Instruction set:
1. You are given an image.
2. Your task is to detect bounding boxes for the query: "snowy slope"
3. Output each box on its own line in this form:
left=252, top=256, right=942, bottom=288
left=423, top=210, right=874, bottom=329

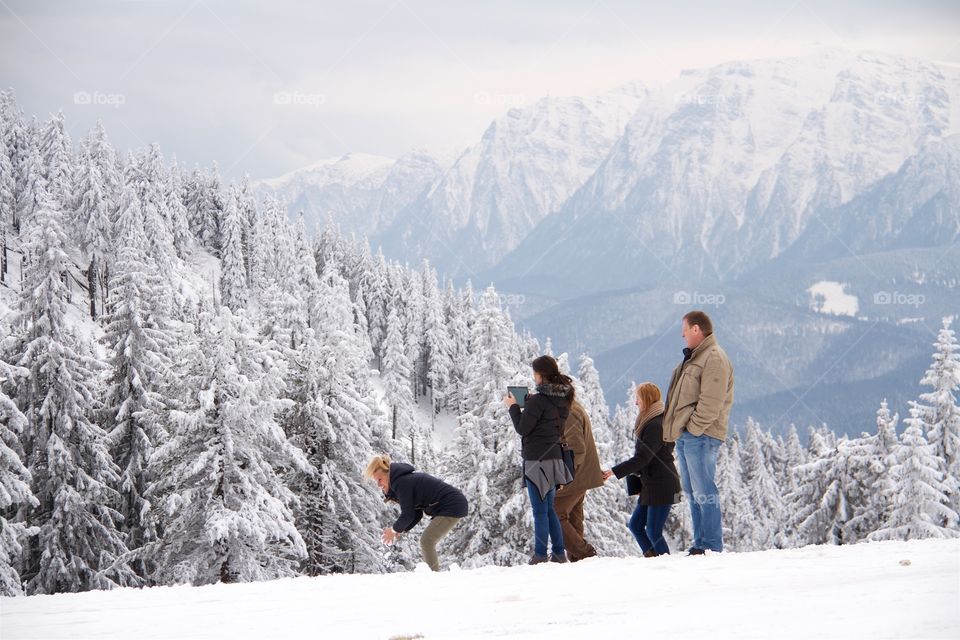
left=3, top=539, right=958, bottom=639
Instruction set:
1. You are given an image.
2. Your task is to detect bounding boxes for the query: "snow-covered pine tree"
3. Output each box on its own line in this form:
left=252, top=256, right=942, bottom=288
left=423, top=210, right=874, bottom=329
left=182, top=166, right=220, bottom=255
left=234, top=176, right=256, bottom=285
left=740, top=418, right=786, bottom=549
left=79, top=120, right=121, bottom=206
left=843, top=400, right=900, bottom=542
left=38, top=111, right=72, bottom=211
left=444, top=286, right=530, bottom=567
left=911, top=317, right=960, bottom=521
left=870, top=405, right=959, bottom=541
left=101, top=186, right=175, bottom=581
left=0, top=148, right=13, bottom=286
left=219, top=185, right=248, bottom=312
left=125, top=145, right=176, bottom=275
left=422, top=261, right=452, bottom=419
left=283, top=267, right=389, bottom=575
left=72, top=150, right=113, bottom=319
left=543, top=337, right=553, bottom=356
left=0, top=360, right=38, bottom=596
left=361, top=247, right=391, bottom=368
left=874, top=400, right=900, bottom=523
left=73, top=120, right=124, bottom=315
left=261, top=196, right=296, bottom=287
left=254, top=211, right=307, bottom=349
left=780, top=424, right=806, bottom=494
left=398, top=265, right=426, bottom=399
left=13, top=144, right=44, bottom=235
left=443, top=279, right=474, bottom=417
left=164, top=159, right=193, bottom=259
left=0, top=122, right=15, bottom=246
left=381, top=301, right=422, bottom=463
left=0, top=90, right=28, bottom=236
left=790, top=431, right=852, bottom=546
left=574, top=354, right=611, bottom=444
left=714, top=434, right=752, bottom=551
left=149, top=308, right=311, bottom=586
left=243, top=194, right=267, bottom=297
left=294, top=213, right=321, bottom=334
left=4, top=179, right=137, bottom=594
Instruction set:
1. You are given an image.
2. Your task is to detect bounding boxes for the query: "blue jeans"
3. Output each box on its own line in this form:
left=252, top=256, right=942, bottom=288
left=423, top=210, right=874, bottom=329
left=675, top=430, right=723, bottom=552
left=628, top=502, right=672, bottom=555
left=525, top=479, right=565, bottom=556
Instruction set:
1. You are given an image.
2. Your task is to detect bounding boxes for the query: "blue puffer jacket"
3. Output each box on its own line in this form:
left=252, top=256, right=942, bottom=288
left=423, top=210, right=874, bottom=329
left=385, top=463, right=468, bottom=532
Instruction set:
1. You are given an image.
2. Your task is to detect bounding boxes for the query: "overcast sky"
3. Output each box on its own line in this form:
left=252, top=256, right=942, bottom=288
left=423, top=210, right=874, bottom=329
left=2, top=0, right=958, bottom=180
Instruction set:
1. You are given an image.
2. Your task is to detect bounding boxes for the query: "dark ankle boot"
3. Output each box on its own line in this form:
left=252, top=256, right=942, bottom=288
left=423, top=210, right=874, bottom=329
left=643, top=549, right=658, bottom=558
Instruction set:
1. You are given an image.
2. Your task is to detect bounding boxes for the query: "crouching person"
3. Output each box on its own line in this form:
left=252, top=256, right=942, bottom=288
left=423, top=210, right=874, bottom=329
left=364, top=455, right=468, bottom=571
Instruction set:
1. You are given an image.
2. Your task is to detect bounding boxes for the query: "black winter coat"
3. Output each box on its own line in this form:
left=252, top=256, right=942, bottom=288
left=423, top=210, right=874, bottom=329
left=385, top=463, right=468, bottom=532
left=611, top=415, right=681, bottom=506
left=508, top=384, right=572, bottom=461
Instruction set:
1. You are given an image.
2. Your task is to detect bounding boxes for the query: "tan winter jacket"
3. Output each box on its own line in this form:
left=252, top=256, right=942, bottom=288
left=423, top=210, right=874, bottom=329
left=558, top=401, right=605, bottom=494
left=662, top=333, right=735, bottom=443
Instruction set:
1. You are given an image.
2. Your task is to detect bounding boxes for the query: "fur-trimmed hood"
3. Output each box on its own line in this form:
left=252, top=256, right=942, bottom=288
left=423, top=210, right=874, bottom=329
left=535, top=382, right=573, bottom=398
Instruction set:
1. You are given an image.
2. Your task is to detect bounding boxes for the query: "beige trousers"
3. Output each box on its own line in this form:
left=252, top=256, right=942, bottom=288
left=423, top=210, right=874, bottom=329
left=420, top=516, right=461, bottom=571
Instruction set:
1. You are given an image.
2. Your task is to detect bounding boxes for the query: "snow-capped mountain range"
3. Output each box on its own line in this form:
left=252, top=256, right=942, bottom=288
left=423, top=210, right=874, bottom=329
left=493, top=48, right=960, bottom=294
left=257, top=49, right=959, bottom=283
left=257, top=84, right=645, bottom=272
left=256, top=48, right=960, bottom=432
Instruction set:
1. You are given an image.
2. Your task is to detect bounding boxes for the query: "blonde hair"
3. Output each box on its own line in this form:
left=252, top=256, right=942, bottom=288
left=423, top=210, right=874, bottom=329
left=635, top=382, right=661, bottom=410
left=364, top=454, right=391, bottom=480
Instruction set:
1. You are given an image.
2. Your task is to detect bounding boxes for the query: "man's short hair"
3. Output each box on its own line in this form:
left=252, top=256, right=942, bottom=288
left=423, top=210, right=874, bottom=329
left=682, top=310, right=713, bottom=336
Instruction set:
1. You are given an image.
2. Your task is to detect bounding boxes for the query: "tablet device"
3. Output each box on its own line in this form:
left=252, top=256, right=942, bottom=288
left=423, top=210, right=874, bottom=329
left=507, top=385, right=529, bottom=408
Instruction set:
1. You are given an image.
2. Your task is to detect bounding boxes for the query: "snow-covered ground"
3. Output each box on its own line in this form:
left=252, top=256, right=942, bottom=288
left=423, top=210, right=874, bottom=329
left=807, top=280, right=860, bottom=317
left=3, top=539, right=957, bottom=639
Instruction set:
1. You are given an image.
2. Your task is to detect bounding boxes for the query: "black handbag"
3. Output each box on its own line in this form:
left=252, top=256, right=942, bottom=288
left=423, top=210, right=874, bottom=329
left=625, top=474, right=642, bottom=496
left=560, top=442, right=576, bottom=478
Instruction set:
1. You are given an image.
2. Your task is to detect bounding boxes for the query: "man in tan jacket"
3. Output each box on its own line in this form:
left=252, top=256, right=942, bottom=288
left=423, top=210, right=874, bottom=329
left=662, top=310, right=734, bottom=555
left=554, top=400, right=605, bottom=562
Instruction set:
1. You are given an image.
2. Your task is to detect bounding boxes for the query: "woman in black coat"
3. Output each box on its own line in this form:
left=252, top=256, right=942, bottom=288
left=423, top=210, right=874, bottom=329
left=602, top=382, right=681, bottom=556
left=504, top=354, right=574, bottom=565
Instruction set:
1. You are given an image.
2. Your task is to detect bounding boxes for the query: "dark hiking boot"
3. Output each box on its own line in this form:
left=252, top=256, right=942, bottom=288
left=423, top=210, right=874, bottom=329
left=528, top=554, right=549, bottom=565
left=549, top=552, right=568, bottom=563
left=643, top=549, right=659, bottom=558
left=570, top=549, right=597, bottom=563
left=687, top=548, right=705, bottom=556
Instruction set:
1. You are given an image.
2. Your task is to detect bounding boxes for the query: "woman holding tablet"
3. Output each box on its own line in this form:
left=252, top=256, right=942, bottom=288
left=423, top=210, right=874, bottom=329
left=504, top=355, right=574, bottom=564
